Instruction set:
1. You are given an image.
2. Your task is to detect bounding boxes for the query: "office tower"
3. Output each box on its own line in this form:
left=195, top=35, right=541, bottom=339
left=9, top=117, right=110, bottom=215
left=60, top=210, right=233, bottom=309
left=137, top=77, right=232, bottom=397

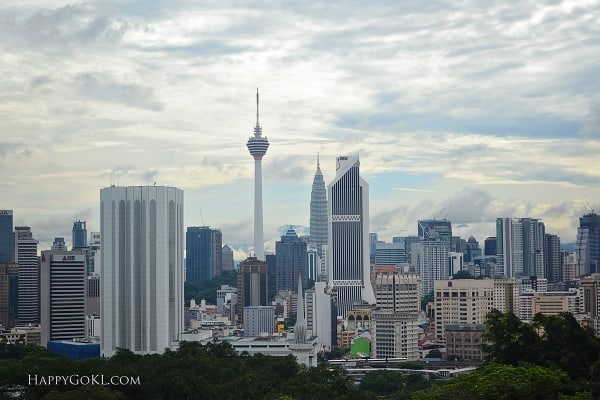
left=243, top=306, right=275, bottom=337
left=492, top=278, right=519, bottom=314
left=484, top=237, right=497, bottom=256
left=371, top=311, right=419, bottom=361
left=449, top=252, right=464, bottom=276
left=306, top=246, right=319, bottom=282
left=374, top=242, right=407, bottom=266
left=100, top=185, right=184, bottom=357
left=246, top=89, right=269, bottom=261
left=305, top=281, right=336, bottom=350
left=51, top=237, right=67, bottom=251
left=452, top=236, right=466, bottom=253
left=40, top=250, right=87, bottom=346
left=86, top=232, right=101, bottom=276
left=561, top=251, right=578, bottom=282
left=186, top=226, right=222, bottom=283
left=369, top=233, right=378, bottom=266
left=0, top=263, right=18, bottom=328
left=237, top=256, right=269, bottom=324
left=327, top=155, right=376, bottom=317
left=216, top=285, right=237, bottom=315
left=434, top=279, right=494, bottom=340
left=72, top=220, right=87, bottom=249
left=580, top=274, right=600, bottom=335
left=414, top=240, right=450, bottom=296
left=576, top=212, right=600, bottom=276
left=544, top=234, right=561, bottom=283
left=86, top=275, right=100, bottom=315
left=404, top=236, right=420, bottom=264
left=464, top=236, right=482, bottom=262
left=222, top=244, right=234, bottom=272
left=309, top=155, right=328, bottom=267
left=14, top=226, right=39, bottom=325
left=0, top=209, right=13, bottom=263
left=373, top=268, right=421, bottom=313
left=496, top=218, right=545, bottom=279
left=275, top=228, right=307, bottom=293
left=418, top=219, right=452, bottom=243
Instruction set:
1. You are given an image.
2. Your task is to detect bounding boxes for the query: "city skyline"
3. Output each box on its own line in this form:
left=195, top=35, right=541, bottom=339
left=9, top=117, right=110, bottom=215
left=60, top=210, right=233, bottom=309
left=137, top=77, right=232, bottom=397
left=2, top=1, right=599, bottom=259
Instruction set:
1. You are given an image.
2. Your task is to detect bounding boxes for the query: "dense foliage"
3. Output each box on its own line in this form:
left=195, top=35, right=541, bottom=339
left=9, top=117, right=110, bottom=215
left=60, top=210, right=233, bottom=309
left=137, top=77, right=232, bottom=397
left=0, top=341, right=363, bottom=400
left=184, top=270, right=237, bottom=306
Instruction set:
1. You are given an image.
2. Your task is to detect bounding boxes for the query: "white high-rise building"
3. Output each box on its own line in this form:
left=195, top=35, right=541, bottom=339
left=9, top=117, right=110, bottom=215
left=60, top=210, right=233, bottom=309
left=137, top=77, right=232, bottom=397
left=246, top=89, right=269, bottom=261
left=414, top=240, right=450, bottom=297
left=327, top=155, right=375, bottom=317
left=496, top=218, right=545, bottom=278
left=100, top=185, right=184, bottom=357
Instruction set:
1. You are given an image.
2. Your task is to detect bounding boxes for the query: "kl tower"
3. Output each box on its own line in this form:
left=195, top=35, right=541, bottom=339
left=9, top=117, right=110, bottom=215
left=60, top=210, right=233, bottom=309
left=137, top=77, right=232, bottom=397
left=246, top=89, right=269, bottom=261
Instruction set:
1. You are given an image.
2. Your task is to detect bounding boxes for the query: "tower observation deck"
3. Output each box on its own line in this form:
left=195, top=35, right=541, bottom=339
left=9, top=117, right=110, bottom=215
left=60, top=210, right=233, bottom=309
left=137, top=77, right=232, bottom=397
left=247, top=89, right=269, bottom=160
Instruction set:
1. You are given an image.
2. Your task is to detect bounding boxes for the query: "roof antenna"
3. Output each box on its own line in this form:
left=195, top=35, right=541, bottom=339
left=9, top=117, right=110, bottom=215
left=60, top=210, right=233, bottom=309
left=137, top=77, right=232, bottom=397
left=256, top=87, right=260, bottom=127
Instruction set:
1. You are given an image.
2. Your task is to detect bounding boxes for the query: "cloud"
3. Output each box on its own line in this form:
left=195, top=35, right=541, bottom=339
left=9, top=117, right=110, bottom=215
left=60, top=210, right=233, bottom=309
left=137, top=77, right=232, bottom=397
left=581, top=106, right=600, bottom=137
left=73, top=72, right=163, bottom=111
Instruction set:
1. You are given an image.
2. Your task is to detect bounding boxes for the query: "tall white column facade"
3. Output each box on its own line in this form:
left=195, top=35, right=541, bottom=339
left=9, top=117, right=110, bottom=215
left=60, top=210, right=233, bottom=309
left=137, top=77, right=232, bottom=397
left=328, top=155, right=376, bottom=317
left=100, top=186, right=184, bottom=357
left=247, top=90, right=269, bottom=261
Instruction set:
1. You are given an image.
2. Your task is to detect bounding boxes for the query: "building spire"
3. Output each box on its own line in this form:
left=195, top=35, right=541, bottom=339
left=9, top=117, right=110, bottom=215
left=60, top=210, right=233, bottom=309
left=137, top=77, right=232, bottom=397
left=256, top=87, right=260, bottom=128
left=294, top=274, right=307, bottom=344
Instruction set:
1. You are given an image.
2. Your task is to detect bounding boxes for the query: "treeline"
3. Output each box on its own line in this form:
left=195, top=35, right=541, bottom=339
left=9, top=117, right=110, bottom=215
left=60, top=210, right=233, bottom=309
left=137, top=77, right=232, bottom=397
left=2, top=310, right=600, bottom=399
left=0, top=341, right=366, bottom=400
left=184, top=270, right=237, bottom=306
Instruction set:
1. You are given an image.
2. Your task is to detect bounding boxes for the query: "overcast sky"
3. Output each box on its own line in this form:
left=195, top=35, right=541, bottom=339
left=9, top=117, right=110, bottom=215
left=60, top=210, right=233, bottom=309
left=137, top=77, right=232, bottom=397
left=2, top=0, right=599, bottom=259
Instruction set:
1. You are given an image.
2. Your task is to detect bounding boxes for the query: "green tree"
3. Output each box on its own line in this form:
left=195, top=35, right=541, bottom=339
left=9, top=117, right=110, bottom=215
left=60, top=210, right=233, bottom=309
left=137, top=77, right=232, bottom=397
left=532, top=312, right=600, bottom=380
left=452, top=270, right=474, bottom=279
left=412, top=364, right=577, bottom=400
left=482, top=309, right=540, bottom=365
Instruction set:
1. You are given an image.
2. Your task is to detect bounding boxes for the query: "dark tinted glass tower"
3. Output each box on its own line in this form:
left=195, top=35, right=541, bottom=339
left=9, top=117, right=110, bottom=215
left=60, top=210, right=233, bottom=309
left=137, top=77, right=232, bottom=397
left=186, top=226, right=222, bottom=283
left=275, top=228, right=307, bottom=293
left=72, top=220, right=88, bottom=249
left=576, top=212, right=600, bottom=276
left=0, top=210, right=13, bottom=263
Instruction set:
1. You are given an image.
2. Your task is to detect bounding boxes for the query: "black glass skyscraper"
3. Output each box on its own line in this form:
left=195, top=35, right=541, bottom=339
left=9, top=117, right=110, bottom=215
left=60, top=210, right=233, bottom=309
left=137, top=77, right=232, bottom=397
left=0, top=210, right=13, bottom=263
left=185, top=226, right=222, bottom=283
left=72, top=220, right=87, bottom=249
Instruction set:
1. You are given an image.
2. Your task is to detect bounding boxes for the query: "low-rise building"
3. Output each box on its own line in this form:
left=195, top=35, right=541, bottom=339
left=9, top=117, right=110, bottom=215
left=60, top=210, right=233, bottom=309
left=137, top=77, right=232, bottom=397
left=445, top=324, right=486, bottom=361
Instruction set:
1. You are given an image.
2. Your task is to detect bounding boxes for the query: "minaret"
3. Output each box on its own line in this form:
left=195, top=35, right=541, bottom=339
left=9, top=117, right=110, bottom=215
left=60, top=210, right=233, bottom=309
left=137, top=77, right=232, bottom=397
left=294, top=275, right=307, bottom=344
left=246, top=89, right=269, bottom=260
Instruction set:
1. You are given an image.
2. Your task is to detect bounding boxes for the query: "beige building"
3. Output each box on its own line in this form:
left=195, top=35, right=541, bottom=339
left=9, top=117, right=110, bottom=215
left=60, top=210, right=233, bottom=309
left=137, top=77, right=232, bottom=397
left=493, top=278, right=519, bottom=314
left=518, top=289, right=581, bottom=321
left=580, top=274, right=600, bottom=335
left=373, top=268, right=421, bottom=313
left=0, top=326, right=41, bottom=345
left=371, top=311, right=420, bottom=361
left=434, top=279, right=494, bottom=340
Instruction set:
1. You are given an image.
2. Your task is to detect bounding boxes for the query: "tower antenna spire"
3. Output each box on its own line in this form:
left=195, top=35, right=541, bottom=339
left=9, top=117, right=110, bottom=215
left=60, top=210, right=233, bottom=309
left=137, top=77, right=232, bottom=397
left=256, top=87, right=260, bottom=127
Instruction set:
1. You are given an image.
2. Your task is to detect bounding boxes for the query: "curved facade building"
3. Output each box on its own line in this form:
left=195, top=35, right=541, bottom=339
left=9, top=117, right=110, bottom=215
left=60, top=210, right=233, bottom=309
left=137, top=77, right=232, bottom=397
left=100, top=186, right=184, bottom=357
left=327, top=155, right=375, bottom=317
